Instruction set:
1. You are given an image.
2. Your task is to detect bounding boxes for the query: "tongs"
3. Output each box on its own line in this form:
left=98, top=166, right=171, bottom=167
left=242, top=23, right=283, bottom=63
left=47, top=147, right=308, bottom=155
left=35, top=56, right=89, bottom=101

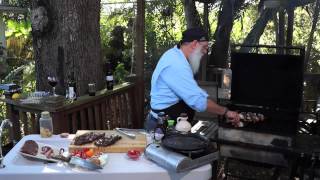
left=115, top=128, right=137, bottom=139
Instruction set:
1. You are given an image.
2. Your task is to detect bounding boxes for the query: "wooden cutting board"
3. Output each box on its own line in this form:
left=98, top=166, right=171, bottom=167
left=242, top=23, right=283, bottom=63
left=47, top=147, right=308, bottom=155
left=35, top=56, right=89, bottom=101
left=69, top=130, right=147, bottom=153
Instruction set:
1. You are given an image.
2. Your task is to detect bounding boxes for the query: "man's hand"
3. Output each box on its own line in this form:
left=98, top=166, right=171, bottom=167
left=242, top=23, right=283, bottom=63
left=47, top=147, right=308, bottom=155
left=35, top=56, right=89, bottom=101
left=225, top=110, right=241, bottom=127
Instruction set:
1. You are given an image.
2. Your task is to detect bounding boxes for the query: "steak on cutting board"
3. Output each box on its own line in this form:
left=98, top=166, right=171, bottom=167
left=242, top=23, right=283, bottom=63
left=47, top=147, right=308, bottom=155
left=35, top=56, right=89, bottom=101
left=69, top=130, right=147, bottom=153
left=73, top=132, right=105, bottom=145
left=94, top=135, right=122, bottom=147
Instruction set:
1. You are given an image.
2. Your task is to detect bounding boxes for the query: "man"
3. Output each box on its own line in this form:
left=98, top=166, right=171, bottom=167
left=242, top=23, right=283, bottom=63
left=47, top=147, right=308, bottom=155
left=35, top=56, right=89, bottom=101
left=145, top=28, right=240, bottom=130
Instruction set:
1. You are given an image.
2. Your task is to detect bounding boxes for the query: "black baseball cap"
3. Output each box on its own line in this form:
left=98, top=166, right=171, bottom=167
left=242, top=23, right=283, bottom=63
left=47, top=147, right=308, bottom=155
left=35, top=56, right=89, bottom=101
left=180, top=27, right=209, bottom=43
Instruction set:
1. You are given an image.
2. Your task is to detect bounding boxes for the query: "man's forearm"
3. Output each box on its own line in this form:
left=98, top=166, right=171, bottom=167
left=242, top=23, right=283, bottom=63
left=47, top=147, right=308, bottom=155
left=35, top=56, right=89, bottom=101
left=206, top=99, right=227, bottom=115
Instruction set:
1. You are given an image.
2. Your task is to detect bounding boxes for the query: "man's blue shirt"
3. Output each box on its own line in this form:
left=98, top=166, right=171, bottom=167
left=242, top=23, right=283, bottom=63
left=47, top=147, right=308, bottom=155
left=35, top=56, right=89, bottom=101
left=150, top=46, right=208, bottom=112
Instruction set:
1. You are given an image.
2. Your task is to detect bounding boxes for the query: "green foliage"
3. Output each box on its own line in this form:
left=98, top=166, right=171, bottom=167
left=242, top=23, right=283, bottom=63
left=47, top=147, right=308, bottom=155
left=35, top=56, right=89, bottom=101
left=100, top=4, right=134, bottom=73
left=114, top=63, right=129, bottom=84
left=0, top=18, right=33, bottom=123
left=231, top=4, right=259, bottom=44
left=101, top=0, right=186, bottom=76
left=6, top=19, right=31, bottom=39
left=2, top=19, right=33, bottom=85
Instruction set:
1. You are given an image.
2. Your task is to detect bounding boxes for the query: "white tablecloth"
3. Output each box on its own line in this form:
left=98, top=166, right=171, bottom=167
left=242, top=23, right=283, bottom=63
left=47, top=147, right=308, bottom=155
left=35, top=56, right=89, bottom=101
left=0, top=134, right=212, bottom=180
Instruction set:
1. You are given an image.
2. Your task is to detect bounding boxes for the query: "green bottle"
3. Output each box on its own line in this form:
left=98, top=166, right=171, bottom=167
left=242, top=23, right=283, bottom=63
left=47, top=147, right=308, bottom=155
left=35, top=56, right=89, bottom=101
left=166, top=119, right=176, bottom=133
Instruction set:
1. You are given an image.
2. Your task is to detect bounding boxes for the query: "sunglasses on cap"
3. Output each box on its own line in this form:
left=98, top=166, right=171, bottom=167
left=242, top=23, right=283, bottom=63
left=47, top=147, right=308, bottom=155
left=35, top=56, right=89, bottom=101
left=198, top=36, right=208, bottom=42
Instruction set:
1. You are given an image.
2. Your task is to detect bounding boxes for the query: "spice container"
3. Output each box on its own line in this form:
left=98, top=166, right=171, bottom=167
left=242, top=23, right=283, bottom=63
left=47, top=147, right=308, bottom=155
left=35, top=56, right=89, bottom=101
left=40, top=111, right=53, bottom=138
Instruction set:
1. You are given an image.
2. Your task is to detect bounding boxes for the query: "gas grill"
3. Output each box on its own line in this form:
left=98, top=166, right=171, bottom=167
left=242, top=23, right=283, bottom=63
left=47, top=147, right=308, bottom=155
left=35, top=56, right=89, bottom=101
left=217, top=45, right=304, bottom=167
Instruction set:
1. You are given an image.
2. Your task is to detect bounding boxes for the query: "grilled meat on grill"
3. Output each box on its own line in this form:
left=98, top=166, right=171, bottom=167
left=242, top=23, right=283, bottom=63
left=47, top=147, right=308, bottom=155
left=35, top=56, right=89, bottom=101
left=239, top=112, right=265, bottom=123
left=257, top=113, right=265, bottom=121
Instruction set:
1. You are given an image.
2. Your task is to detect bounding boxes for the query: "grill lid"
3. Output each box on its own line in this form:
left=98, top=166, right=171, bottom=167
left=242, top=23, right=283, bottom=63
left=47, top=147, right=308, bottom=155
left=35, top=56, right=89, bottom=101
left=230, top=51, right=304, bottom=111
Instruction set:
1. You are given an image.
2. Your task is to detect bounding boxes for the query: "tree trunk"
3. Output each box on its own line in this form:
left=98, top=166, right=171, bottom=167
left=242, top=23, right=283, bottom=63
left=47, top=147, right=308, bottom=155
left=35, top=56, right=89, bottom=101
left=199, top=2, right=210, bottom=81
left=203, top=3, right=210, bottom=34
left=31, top=0, right=103, bottom=96
left=182, top=0, right=203, bottom=29
left=240, top=9, right=273, bottom=52
left=209, top=0, right=244, bottom=68
left=305, top=0, right=320, bottom=71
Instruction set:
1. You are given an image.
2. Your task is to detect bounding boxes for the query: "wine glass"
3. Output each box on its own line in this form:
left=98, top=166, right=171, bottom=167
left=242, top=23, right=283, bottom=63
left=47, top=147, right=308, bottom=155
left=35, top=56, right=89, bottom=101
left=47, top=76, right=58, bottom=96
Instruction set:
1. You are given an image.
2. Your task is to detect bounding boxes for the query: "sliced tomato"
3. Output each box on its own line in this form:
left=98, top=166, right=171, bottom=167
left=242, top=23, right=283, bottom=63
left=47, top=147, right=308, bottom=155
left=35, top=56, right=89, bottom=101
left=85, top=149, right=94, bottom=158
left=127, top=149, right=141, bottom=160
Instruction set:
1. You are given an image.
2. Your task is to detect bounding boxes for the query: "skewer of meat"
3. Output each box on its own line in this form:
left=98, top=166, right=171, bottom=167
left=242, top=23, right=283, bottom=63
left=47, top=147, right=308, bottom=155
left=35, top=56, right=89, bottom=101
left=238, top=112, right=266, bottom=123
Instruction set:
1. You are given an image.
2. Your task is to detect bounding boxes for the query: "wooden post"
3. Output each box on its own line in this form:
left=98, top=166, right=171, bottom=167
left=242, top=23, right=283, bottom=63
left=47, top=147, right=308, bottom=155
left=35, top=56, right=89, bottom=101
left=286, top=7, right=294, bottom=48
left=52, top=112, right=68, bottom=134
left=278, top=9, right=285, bottom=54
left=134, top=0, right=145, bottom=128
left=201, top=2, right=209, bottom=81
left=6, top=104, right=21, bottom=141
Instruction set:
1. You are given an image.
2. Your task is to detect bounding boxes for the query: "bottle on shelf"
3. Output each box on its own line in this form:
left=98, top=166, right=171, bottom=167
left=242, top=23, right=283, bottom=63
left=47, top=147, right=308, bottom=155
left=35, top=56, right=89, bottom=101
left=106, top=62, right=114, bottom=90
left=39, top=111, right=53, bottom=138
left=67, top=72, right=77, bottom=101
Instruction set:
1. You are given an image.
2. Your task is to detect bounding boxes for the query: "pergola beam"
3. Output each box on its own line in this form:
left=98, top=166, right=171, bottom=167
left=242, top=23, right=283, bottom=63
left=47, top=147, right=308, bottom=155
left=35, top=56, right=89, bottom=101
left=264, top=0, right=316, bottom=8
left=0, top=5, right=27, bottom=13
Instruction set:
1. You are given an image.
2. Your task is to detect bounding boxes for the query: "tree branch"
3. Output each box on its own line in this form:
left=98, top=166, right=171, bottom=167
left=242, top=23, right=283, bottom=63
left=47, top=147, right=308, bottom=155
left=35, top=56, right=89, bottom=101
left=182, top=0, right=203, bottom=28
left=305, top=0, right=320, bottom=71
left=240, top=9, right=273, bottom=52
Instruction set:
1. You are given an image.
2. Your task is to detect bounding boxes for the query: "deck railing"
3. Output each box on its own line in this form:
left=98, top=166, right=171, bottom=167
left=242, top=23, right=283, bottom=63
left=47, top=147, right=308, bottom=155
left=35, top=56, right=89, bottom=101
left=1, top=82, right=143, bottom=141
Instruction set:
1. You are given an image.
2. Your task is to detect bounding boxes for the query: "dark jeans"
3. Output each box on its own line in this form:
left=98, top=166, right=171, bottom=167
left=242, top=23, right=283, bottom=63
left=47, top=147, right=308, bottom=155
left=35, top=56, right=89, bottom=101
left=144, top=112, right=158, bottom=131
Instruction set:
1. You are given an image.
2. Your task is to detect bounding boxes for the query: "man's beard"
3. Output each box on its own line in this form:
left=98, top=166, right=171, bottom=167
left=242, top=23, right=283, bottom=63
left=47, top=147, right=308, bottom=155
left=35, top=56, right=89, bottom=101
left=189, top=46, right=204, bottom=74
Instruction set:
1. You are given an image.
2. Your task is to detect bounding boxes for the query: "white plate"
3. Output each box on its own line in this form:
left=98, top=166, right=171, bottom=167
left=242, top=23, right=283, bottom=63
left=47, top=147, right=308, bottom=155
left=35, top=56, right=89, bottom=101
left=20, top=141, right=66, bottom=163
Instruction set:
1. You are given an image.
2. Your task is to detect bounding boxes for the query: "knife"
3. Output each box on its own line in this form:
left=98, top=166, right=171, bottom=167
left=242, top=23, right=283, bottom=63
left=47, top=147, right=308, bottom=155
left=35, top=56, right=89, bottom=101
left=115, top=128, right=136, bottom=139
left=52, top=155, right=102, bottom=170
left=69, top=156, right=102, bottom=170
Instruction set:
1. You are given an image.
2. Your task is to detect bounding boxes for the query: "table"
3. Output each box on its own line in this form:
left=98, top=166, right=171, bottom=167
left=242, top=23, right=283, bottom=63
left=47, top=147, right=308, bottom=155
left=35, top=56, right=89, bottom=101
left=0, top=135, right=212, bottom=180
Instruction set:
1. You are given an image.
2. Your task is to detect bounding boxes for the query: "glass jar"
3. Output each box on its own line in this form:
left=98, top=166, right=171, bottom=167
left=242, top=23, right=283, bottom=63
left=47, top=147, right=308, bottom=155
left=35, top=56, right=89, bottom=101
left=39, top=111, right=53, bottom=138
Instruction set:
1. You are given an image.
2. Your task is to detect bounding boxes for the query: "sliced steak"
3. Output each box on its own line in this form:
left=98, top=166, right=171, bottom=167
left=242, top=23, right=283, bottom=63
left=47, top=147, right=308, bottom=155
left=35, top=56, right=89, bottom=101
left=73, top=132, right=105, bottom=145
left=94, top=134, right=122, bottom=147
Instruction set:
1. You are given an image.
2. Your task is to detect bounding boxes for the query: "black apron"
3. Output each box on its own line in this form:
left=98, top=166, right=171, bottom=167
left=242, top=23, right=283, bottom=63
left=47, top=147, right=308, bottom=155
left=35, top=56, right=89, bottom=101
left=152, top=101, right=195, bottom=123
